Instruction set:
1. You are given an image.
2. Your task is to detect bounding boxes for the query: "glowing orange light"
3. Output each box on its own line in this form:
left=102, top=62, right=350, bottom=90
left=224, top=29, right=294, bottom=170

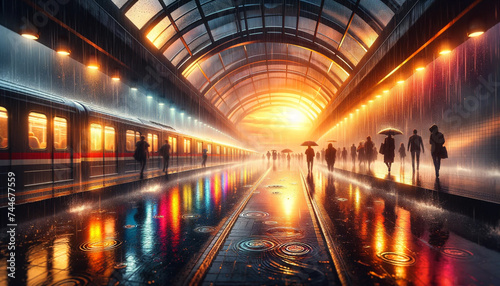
left=439, top=49, right=451, bottom=55
left=21, top=33, right=39, bottom=40
left=397, top=80, right=405, bottom=84
left=88, top=64, right=99, bottom=70
left=361, top=104, right=366, bottom=108
left=467, top=31, right=484, bottom=38
left=112, top=76, right=120, bottom=81
left=383, top=90, right=389, bottom=94
left=375, top=95, right=382, bottom=98
left=415, top=66, right=425, bottom=71
left=355, top=109, right=359, bottom=112
left=57, top=50, right=70, bottom=56
left=368, top=100, right=374, bottom=103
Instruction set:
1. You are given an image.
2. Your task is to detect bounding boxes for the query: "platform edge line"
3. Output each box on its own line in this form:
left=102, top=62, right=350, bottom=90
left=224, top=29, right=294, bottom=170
left=300, top=170, right=351, bottom=286
left=185, top=167, right=272, bottom=286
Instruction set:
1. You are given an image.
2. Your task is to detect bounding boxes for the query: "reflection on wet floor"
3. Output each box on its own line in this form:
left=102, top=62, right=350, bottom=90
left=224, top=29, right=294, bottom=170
left=0, top=163, right=263, bottom=285
left=307, top=165, right=500, bottom=285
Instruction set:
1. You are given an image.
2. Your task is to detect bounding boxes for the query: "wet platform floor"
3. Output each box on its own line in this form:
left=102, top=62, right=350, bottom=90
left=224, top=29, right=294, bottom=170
left=1, top=161, right=500, bottom=285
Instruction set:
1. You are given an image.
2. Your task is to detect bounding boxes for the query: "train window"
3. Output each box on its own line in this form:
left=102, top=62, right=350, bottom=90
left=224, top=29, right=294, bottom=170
left=153, top=134, right=158, bottom=152
left=105, top=126, right=115, bottom=151
left=28, top=112, right=47, bottom=150
left=126, top=130, right=135, bottom=151
left=0, top=107, right=8, bottom=149
left=135, top=132, right=141, bottom=144
left=147, top=134, right=153, bottom=152
left=223, top=147, right=226, bottom=155
left=184, top=139, right=191, bottom=154
left=90, top=123, right=102, bottom=151
left=207, top=144, right=211, bottom=154
left=172, top=137, right=177, bottom=153
left=54, top=117, right=67, bottom=150
left=216, top=146, right=220, bottom=155
left=197, top=142, right=202, bottom=154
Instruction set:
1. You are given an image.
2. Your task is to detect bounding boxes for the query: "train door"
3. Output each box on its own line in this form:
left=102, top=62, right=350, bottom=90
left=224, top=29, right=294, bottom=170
left=147, top=133, right=159, bottom=170
left=104, top=126, right=117, bottom=175
left=53, top=116, right=72, bottom=183
left=89, top=123, right=103, bottom=177
left=223, top=147, right=227, bottom=163
left=216, top=145, right=220, bottom=163
left=207, top=144, right=212, bottom=166
left=184, top=138, right=191, bottom=166
left=125, top=130, right=136, bottom=173
left=25, top=111, right=52, bottom=187
left=168, top=136, right=177, bottom=168
left=197, top=141, right=202, bottom=166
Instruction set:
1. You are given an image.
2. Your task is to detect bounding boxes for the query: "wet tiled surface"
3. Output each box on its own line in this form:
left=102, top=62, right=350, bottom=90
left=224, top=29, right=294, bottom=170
left=306, top=165, right=500, bottom=285
left=0, top=164, right=263, bottom=285
left=202, top=166, right=339, bottom=285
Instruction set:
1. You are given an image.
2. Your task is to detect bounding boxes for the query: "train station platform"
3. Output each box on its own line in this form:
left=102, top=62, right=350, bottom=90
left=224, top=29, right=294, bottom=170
left=1, top=161, right=499, bottom=285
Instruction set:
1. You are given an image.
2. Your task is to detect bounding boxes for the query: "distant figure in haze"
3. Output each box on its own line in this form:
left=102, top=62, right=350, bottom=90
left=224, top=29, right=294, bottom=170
left=266, top=151, right=271, bottom=161
left=398, top=143, right=406, bottom=166
left=383, top=134, right=395, bottom=173
left=325, top=144, right=337, bottom=172
left=287, top=153, right=291, bottom=163
left=305, top=146, right=315, bottom=173
left=357, top=142, right=365, bottom=166
left=350, top=144, right=357, bottom=165
left=159, top=140, right=170, bottom=173
left=202, top=149, right=208, bottom=167
left=316, top=151, right=320, bottom=162
left=135, top=135, right=150, bottom=179
left=408, top=129, right=425, bottom=171
left=321, top=148, right=325, bottom=163
left=429, top=124, right=445, bottom=178
left=272, top=150, right=277, bottom=161
left=372, top=146, right=378, bottom=162
left=342, top=147, right=348, bottom=165
left=278, top=153, right=281, bottom=161
left=364, top=136, right=374, bottom=169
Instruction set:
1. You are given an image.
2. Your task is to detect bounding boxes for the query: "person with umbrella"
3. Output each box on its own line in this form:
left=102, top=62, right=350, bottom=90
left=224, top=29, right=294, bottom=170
left=379, top=128, right=401, bottom=173
left=429, top=124, right=445, bottom=178
left=325, top=143, right=337, bottom=172
left=301, top=141, right=318, bottom=173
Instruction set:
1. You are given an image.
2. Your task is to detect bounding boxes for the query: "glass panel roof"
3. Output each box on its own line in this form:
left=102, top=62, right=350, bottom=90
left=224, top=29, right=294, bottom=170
left=113, top=0, right=406, bottom=123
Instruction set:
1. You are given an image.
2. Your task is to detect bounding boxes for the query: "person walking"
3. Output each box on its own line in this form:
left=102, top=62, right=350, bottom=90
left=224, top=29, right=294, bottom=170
left=342, top=147, right=348, bottom=165
left=201, top=149, right=208, bottom=167
left=399, top=143, right=406, bottom=166
left=350, top=144, right=357, bottom=165
left=408, top=129, right=425, bottom=171
left=305, top=146, right=315, bottom=173
left=325, top=143, right=337, bottom=172
left=383, top=134, right=395, bottom=173
left=429, top=124, right=445, bottom=178
left=159, top=140, right=170, bottom=173
left=135, top=135, right=150, bottom=179
left=364, top=136, right=374, bottom=169
left=357, top=142, right=365, bottom=166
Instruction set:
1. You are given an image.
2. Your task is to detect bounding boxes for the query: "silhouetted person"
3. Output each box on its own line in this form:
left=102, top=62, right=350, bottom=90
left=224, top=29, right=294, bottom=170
left=287, top=153, right=291, bottom=163
left=341, top=147, right=348, bottom=165
left=350, top=144, right=357, bottom=165
left=316, top=151, right=320, bottom=162
left=266, top=151, right=271, bottom=161
left=399, top=143, right=406, bottom=166
left=364, top=136, right=374, bottom=169
left=305, top=146, right=315, bottom=173
left=325, top=143, right=337, bottom=172
left=321, top=148, right=325, bottom=163
left=429, top=124, right=445, bottom=178
left=408, top=129, right=424, bottom=171
left=272, top=150, right=277, bottom=161
left=159, top=140, right=170, bottom=173
left=383, top=134, right=395, bottom=173
left=135, top=135, right=150, bottom=179
left=202, top=149, right=208, bottom=167
left=357, top=142, right=365, bottom=166
left=372, top=147, right=378, bottom=162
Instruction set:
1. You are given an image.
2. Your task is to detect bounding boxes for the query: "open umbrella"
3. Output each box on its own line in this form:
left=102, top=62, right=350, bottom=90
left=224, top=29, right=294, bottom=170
left=281, top=149, right=293, bottom=153
left=301, top=141, right=318, bottom=146
left=327, top=140, right=337, bottom=143
left=378, top=128, right=403, bottom=136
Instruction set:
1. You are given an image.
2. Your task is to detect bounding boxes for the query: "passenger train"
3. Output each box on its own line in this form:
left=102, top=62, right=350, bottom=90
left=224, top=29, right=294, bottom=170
left=0, top=82, right=253, bottom=207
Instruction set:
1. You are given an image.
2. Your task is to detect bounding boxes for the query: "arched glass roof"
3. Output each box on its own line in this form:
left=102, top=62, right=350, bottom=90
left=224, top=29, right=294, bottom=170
left=112, top=0, right=405, bottom=122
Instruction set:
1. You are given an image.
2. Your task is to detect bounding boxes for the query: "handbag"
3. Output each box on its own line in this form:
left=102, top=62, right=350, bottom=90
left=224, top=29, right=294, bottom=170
left=440, top=146, right=448, bottom=159
left=379, top=143, right=385, bottom=155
